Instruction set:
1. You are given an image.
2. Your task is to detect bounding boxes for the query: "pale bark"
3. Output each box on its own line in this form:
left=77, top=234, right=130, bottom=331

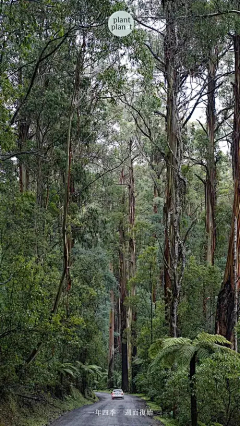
left=163, top=0, right=185, bottom=337
left=127, top=142, right=136, bottom=392
left=119, top=169, right=129, bottom=391
left=36, top=121, right=43, bottom=208
left=108, top=287, right=115, bottom=388
left=233, top=217, right=238, bottom=352
left=152, top=154, right=163, bottom=304
left=216, top=34, right=240, bottom=347
left=206, top=49, right=217, bottom=265
left=18, top=69, right=30, bottom=193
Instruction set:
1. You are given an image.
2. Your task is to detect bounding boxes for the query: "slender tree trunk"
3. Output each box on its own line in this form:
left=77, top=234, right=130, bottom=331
left=163, top=0, right=185, bottom=337
left=152, top=153, right=163, bottom=305
left=116, top=296, right=121, bottom=355
left=108, top=288, right=115, bottom=388
left=150, top=265, right=153, bottom=344
left=154, top=183, right=158, bottom=214
left=190, top=353, right=197, bottom=426
left=119, top=169, right=129, bottom=392
left=18, top=120, right=29, bottom=193
left=36, top=120, right=44, bottom=207
left=18, top=69, right=30, bottom=193
left=127, top=142, right=136, bottom=392
left=216, top=34, right=240, bottom=347
left=206, top=49, right=217, bottom=265
left=233, top=216, right=238, bottom=352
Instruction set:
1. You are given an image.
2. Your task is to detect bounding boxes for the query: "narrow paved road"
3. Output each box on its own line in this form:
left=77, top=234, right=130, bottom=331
left=50, top=392, right=162, bottom=426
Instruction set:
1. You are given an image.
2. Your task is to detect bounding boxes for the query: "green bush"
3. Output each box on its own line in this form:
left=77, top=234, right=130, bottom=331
left=196, top=352, right=240, bottom=426
left=161, top=368, right=191, bottom=426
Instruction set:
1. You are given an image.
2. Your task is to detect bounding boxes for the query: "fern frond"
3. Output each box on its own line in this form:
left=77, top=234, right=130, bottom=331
left=132, top=357, right=144, bottom=365
left=197, top=347, right=211, bottom=360
left=194, top=332, right=231, bottom=347
left=177, top=343, right=197, bottom=365
left=61, top=368, right=77, bottom=377
left=57, top=363, right=80, bottom=377
left=149, top=351, right=175, bottom=370
left=76, top=361, right=102, bottom=375
left=162, top=337, right=192, bottom=349
left=149, top=337, right=192, bottom=369
left=149, top=339, right=164, bottom=359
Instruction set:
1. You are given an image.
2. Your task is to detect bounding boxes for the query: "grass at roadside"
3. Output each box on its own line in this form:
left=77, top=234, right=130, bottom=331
left=131, top=393, right=178, bottom=426
left=0, top=387, right=96, bottom=426
left=131, top=393, right=160, bottom=411
left=154, top=417, right=178, bottom=426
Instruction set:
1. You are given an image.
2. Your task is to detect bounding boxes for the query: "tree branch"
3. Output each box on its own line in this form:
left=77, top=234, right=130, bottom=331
left=154, top=110, right=167, bottom=119
left=194, top=10, right=240, bottom=19
left=134, top=17, right=165, bottom=37
left=0, top=274, right=13, bottom=285
left=10, top=30, right=71, bottom=125
left=0, top=150, right=44, bottom=161
left=143, top=43, right=165, bottom=71
left=195, top=173, right=206, bottom=185
left=196, top=119, right=208, bottom=135
left=80, top=155, right=131, bottom=192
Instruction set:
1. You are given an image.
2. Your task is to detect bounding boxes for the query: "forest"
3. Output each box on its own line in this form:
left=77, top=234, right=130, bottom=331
left=1, top=1, right=240, bottom=426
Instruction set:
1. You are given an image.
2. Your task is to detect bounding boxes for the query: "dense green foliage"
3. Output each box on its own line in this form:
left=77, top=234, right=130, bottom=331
left=1, top=1, right=240, bottom=426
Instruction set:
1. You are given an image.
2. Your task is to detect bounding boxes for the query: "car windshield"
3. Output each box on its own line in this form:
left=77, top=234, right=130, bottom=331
left=113, top=389, right=122, bottom=392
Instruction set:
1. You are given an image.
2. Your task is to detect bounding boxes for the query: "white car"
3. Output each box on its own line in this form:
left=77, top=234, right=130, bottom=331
left=111, top=389, right=124, bottom=399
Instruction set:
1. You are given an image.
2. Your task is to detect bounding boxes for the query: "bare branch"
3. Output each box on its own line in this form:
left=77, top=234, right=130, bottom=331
left=80, top=155, right=131, bottom=192
left=182, top=84, right=207, bottom=128
left=194, top=10, right=240, bottom=19
left=143, top=43, right=165, bottom=71
left=0, top=150, right=45, bottom=161
left=196, top=119, right=208, bottom=135
left=217, top=105, right=233, bottom=117
left=216, top=132, right=232, bottom=143
left=183, top=217, right=198, bottom=246
left=182, top=80, right=225, bottom=128
left=195, top=173, right=206, bottom=185
left=215, top=112, right=234, bottom=133
left=184, top=156, right=207, bottom=170
left=154, top=110, right=167, bottom=119
left=0, top=274, right=13, bottom=286
left=134, top=17, right=164, bottom=37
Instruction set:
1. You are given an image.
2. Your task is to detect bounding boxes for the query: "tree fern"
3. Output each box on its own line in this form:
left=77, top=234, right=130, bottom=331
left=195, top=332, right=231, bottom=346
left=148, top=338, right=163, bottom=359
left=57, top=362, right=80, bottom=378
left=149, top=333, right=238, bottom=426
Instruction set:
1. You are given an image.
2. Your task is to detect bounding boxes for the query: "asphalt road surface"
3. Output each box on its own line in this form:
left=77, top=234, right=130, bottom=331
left=50, top=392, right=163, bottom=426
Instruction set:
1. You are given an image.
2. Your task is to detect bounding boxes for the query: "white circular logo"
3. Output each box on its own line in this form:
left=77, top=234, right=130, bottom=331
left=108, top=11, right=134, bottom=37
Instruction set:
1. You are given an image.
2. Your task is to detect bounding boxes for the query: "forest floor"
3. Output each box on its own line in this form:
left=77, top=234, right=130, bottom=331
left=0, top=387, right=95, bottom=426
